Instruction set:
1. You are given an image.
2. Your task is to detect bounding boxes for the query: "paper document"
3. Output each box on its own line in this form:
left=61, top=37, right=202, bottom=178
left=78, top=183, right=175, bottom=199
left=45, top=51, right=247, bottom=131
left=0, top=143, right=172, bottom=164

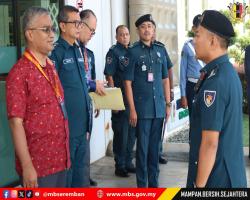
left=89, top=87, right=125, bottom=110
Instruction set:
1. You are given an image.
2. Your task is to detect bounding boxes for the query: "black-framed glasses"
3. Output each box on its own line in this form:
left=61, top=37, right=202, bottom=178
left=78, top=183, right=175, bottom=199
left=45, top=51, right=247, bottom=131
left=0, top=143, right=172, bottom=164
left=62, top=20, right=83, bottom=28
left=28, top=26, right=57, bottom=34
left=82, top=21, right=96, bottom=36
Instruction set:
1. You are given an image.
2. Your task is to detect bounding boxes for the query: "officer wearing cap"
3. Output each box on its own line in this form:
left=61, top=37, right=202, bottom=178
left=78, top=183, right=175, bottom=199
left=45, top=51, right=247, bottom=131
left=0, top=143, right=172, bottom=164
left=124, top=14, right=171, bottom=187
left=187, top=10, right=247, bottom=188
left=180, top=14, right=204, bottom=121
left=104, top=25, right=136, bottom=177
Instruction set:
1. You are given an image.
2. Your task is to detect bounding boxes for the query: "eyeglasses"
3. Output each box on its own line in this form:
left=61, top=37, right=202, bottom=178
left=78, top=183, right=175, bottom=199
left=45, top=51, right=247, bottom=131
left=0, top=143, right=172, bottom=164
left=82, top=21, right=96, bottom=36
left=62, top=20, right=83, bottom=28
left=28, top=26, right=57, bottom=34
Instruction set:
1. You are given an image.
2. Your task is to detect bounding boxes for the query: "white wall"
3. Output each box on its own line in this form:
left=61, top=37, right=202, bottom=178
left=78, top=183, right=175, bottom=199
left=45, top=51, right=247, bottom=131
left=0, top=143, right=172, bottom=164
left=110, top=0, right=129, bottom=44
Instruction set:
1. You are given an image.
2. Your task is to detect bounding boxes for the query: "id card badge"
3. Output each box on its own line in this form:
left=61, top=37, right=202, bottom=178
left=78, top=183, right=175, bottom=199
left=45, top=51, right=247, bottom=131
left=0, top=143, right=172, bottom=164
left=148, top=72, right=154, bottom=82
left=59, top=100, right=68, bottom=119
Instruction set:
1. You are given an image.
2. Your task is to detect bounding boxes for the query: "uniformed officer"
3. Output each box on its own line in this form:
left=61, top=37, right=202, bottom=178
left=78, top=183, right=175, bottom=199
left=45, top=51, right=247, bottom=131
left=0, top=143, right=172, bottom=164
left=187, top=10, right=247, bottom=188
left=124, top=14, right=171, bottom=187
left=78, top=9, right=105, bottom=186
left=180, top=14, right=203, bottom=119
left=152, top=23, right=174, bottom=165
left=50, top=5, right=91, bottom=187
left=104, top=25, right=136, bottom=177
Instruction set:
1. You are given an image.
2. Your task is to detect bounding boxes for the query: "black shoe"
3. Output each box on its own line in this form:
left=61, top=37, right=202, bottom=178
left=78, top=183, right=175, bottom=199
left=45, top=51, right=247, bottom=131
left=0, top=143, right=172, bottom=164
left=126, top=166, right=136, bottom=173
left=115, top=168, right=130, bottom=177
left=90, top=178, right=97, bottom=186
left=159, top=156, right=168, bottom=164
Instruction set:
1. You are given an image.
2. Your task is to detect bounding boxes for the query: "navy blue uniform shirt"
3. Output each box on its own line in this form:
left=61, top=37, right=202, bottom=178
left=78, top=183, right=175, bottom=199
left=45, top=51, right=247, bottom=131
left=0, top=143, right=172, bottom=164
left=187, top=54, right=247, bottom=187
left=50, top=37, right=92, bottom=137
left=123, top=41, right=169, bottom=119
left=104, top=42, right=129, bottom=105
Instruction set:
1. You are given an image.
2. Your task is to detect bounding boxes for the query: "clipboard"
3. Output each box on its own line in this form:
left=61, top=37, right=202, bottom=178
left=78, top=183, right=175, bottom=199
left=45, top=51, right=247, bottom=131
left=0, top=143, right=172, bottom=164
left=89, top=87, right=125, bottom=110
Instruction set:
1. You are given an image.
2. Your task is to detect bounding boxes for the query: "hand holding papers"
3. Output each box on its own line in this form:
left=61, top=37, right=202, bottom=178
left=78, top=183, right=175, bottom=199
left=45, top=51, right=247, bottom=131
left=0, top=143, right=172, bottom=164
left=89, top=87, right=125, bottom=110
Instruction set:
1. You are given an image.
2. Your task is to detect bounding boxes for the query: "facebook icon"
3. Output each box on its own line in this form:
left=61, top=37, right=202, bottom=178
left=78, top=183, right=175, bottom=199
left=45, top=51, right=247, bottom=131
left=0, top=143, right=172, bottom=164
left=2, top=190, right=10, bottom=198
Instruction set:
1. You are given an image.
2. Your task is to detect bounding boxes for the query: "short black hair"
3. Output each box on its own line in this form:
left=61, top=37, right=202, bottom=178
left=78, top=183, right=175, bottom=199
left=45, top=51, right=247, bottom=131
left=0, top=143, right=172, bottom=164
left=116, top=25, right=128, bottom=35
left=57, top=5, right=79, bottom=23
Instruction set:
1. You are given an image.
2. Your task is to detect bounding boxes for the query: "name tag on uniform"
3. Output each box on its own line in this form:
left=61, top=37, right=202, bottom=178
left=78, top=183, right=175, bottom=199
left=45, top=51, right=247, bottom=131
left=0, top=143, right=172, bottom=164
left=78, top=58, right=84, bottom=62
left=148, top=72, right=154, bottom=82
left=63, top=58, right=74, bottom=64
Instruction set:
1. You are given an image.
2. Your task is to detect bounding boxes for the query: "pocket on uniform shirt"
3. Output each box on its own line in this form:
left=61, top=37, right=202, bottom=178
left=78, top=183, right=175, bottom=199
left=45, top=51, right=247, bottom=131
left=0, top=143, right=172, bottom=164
left=61, top=63, right=76, bottom=71
left=156, top=57, right=163, bottom=64
left=59, top=64, right=78, bottom=85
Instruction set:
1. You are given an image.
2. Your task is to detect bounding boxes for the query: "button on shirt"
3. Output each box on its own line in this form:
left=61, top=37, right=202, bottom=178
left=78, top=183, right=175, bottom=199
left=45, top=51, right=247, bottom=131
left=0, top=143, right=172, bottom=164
left=6, top=55, right=70, bottom=177
left=123, top=41, right=168, bottom=119
left=180, top=39, right=203, bottom=96
left=187, top=54, right=247, bottom=187
left=50, top=37, right=91, bottom=138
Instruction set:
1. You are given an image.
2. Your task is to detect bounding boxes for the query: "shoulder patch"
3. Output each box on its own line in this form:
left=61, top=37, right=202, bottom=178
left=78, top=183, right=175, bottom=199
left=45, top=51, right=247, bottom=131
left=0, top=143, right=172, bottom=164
left=122, top=57, right=129, bottom=66
left=204, top=90, right=216, bottom=107
left=106, top=56, right=112, bottom=64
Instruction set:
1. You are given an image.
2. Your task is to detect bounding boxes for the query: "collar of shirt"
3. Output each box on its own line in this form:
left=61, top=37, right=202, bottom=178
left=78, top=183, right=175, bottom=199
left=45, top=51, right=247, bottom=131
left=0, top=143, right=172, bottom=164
left=116, top=42, right=128, bottom=50
left=58, top=36, right=75, bottom=50
left=139, top=40, right=153, bottom=49
left=78, top=41, right=85, bottom=48
left=201, top=54, right=229, bottom=74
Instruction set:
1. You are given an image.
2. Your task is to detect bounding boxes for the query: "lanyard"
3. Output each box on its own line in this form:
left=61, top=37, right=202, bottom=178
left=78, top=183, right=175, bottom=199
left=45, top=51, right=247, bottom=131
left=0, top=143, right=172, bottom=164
left=23, top=50, right=62, bottom=101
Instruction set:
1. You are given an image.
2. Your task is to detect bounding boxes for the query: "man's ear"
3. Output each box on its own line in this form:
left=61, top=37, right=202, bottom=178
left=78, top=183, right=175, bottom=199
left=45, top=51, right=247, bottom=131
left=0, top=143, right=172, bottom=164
left=25, top=30, right=33, bottom=42
left=59, top=22, right=66, bottom=33
left=209, top=33, right=216, bottom=46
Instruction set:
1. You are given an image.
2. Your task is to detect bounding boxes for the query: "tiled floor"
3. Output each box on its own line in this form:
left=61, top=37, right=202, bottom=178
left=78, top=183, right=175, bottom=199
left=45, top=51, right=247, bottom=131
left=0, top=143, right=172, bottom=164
left=90, top=143, right=250, bottom=188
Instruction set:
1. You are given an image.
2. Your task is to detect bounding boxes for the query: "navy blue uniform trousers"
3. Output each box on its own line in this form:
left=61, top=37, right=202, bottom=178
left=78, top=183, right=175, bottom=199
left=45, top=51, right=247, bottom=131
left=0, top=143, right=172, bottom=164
left=136, top=118, right=163, bottom=187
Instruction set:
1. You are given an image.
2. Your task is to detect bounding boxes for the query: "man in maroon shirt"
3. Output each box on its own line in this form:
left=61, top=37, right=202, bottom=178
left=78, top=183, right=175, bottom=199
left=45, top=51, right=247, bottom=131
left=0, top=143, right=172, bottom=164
left=6, top=7, right=70, bottom=188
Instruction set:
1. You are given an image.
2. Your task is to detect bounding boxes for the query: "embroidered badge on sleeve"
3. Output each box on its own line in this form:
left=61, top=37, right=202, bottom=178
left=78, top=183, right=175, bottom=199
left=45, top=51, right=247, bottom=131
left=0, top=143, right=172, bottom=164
left=204, top=90, right=216, bottom=107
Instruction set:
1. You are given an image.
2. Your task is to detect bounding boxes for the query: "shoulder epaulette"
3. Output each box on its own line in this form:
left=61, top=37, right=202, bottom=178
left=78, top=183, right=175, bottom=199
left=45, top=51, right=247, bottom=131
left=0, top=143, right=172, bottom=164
left=129, top=41, right=140, bottom=48
left=109, top=45, right=116, bottom=50
left=154, top=40, right=165, bottom=47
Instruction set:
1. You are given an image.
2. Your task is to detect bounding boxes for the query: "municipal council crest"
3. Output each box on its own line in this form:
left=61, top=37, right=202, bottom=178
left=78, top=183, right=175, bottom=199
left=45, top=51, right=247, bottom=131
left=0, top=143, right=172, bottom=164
left=204, top=90, right=216, bottom=107
left=228, top=1, right=248, bottom=21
